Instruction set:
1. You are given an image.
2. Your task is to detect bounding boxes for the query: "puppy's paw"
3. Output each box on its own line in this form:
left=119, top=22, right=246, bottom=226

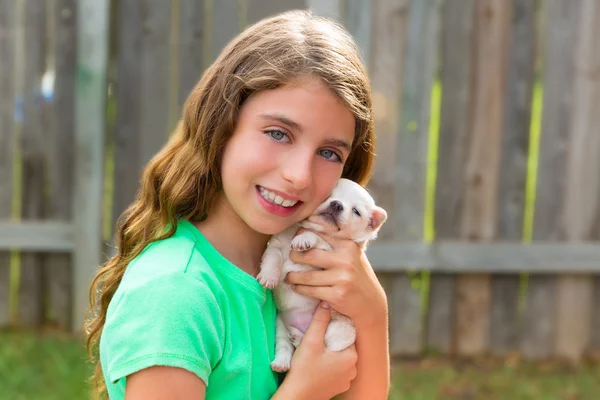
left=288, top=326, right=305, bottom=347
left=271, top=354, right=292, bottom=373
left=324, top=320, right=356, bottom=352
left=257, top=269, right=279, bottom=289
left=291, top=232, right=319, bottom=252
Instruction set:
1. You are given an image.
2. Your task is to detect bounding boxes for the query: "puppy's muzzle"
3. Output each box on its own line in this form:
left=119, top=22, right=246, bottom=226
left=328, top=200, right=343, bottom=215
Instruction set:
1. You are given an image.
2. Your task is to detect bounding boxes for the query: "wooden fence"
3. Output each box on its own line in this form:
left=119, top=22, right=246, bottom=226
left=1, top=0, right=600, bottom=364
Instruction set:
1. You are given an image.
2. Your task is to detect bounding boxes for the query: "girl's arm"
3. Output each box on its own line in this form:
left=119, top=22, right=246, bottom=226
left=287, top=238, right=391, bottom=400
left=126, top=366, right=207, bottom=400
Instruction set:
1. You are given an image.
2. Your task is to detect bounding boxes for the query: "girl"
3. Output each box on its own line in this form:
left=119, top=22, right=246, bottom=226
left=86, top=10, right=389, bottom=400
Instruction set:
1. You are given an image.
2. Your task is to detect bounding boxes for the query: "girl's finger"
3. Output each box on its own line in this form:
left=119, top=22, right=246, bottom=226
left=301, top=301, right=332, bottom=346
left=289, top=248, right=341, bottom=269
left=286, top=270, right=339, bottom=287
left=290, top=284, right=332, bottom=303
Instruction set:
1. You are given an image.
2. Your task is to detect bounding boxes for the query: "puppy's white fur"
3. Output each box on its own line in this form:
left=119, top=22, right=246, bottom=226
left=257, top=178, right=387, bottom=372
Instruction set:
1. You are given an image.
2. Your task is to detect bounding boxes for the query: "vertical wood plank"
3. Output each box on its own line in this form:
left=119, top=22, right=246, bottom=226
left=139, top=1, right=172, bottom=168
left=178, top=0, right=206, bottom=110
left=366, top=0, right=409, bottom=355
left=454, top=0, right=511, bottom=357
left=428, top=0, right=475, bottom=355
left=43, top=0, right=77, bottom=330
left=246, top=0, right=306, bottom=26
left=491, top=0, right=536, bottom=355
left=556, top=0, right=600, bottom=363
left=112, top=1, right=142, bottom=226
left=392, top=0, right=440, bottom=356
left=18, top=0, right=47, bottom=328
left=73, top=0, right=108, bottom=331
left=344, top=0, right=372, bottom=64
left=521, top=0, right=579, bottom=360
left=208, top=0, right=241, bottom=63
left=0, top=0, right=15, bottom=326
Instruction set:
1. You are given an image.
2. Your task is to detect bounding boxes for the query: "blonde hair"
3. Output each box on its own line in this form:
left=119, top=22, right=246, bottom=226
left=85, top=9, right=375, bottom=398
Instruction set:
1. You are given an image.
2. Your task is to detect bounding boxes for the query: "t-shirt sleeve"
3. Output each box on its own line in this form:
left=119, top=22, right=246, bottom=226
left=102, top=272, right=224, bottom=386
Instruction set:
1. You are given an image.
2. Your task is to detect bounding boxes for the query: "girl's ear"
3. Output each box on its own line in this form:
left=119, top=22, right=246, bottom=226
left=368, top=206, right=387, bottom=231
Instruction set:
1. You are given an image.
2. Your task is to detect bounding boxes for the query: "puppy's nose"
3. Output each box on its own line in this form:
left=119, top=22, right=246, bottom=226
left=329, top=200, right=343, bottom=213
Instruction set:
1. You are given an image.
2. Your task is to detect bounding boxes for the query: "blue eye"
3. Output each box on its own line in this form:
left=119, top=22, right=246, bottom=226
left=352, top=208, right=361, bottom=217
left=318, top=149, right=342, bottom=162
left=266, top=130, right=290, bottom=142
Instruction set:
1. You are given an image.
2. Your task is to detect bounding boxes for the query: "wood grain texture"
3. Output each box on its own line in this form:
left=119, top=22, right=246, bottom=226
left=455, top=0, right=511, bottom=357
left=428, top=0, right=474, bottom=355
left=246, top=0, right=306, bottom=26
left=43, top=0, right=77, bottom=330
left=365, top=0, right=410, bottom=355
left=491, top=0, right=535, bottom=355
left=392, top=0, right=440, bottom=356
left=112, top=0, right=142, bottom=227
left=555, top=0, right=600, bottom=362
left=178, top=0, right=205, bottom=110
left=19, top=0, right=47, bottom=327
left=72, top=0, right=109, bottom=331
left=521, top=0, right=579, bottom=360
left=0, top=0, right=15, bottom=326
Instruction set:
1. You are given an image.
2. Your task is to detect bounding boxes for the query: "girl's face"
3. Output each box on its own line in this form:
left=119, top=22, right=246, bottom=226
left=219, top=77, right=356, bottom=235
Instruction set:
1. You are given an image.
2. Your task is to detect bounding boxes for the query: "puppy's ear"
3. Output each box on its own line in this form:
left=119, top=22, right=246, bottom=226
left=368, top=206, right=388, bottom=231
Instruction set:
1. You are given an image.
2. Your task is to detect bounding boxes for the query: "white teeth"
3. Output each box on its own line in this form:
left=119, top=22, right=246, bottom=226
left=259, top=187, right=298, bottom=208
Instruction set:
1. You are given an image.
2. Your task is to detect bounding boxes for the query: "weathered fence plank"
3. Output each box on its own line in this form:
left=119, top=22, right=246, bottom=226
left=365, top=0, right=408, bottom=356
left=139, top=1, right=172, bottom=170
left=521, top=0, right=579, bottom=360
left=0, top=0, right=15, bottom=326
left=556, top=0, right=600, bottom=363
left=111, top=0, right=142, bottom=228
left=19, top=0, right=47, bottom=327
left=43, top=0, right=77, bottom=330
left=246, top=0, right=306, bottom=26
left=344, top=0, right=372, bottom=64
left=491, top=0, right=535, bottom=355
left=593, top=0, right=600, bottom=344
left=73, top=0, right=109, bottom=331
left=209, top=0, right=241, bottom=62
left=454, top=0, right=511, bottom=357
left=178, top=0, right=206, bottom=110
left=391, top=0, right=439, bottom=356
left=428, top=0, right=474, bottom=355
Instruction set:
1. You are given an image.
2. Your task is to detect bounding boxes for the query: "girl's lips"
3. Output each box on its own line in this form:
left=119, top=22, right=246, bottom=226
left=256, top=186, right=303, bottom=217
left=257, top=185, right=303, bottom=202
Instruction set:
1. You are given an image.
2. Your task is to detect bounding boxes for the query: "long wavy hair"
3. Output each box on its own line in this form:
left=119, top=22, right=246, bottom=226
left=85, top=9, right=375, bottom=398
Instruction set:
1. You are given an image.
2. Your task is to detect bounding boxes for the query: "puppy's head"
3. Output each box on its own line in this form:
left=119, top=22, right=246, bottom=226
left=301, top=179, right=387, bottom=243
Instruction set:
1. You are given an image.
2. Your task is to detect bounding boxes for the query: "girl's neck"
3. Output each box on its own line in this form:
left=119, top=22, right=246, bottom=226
left=194, top=196, right=270, bottom=277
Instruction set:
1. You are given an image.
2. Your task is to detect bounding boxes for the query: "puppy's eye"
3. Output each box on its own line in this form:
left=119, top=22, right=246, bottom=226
left=352, top=208, right=361, bottom=217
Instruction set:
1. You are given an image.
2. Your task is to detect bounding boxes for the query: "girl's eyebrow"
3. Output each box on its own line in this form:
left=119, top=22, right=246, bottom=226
left=322, top=138, right=351, bottom=152
left=259, top=113, right=352, bottom=151
left=259, top=113, right=303, bottom=132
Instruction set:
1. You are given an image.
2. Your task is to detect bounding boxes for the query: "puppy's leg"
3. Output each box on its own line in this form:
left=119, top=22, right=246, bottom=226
left=291, top=231, right=333, bottom=252
left=324, top=314, right=356, bottom=352
left=271, top=314, right=295, bottom=373
left=288, top=326, right=305, bottom=348
left=257, top=246, right=283, bottom=289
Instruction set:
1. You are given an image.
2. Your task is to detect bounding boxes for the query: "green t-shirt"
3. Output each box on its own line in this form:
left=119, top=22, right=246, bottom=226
left=100, top=219, right=279, bottom=399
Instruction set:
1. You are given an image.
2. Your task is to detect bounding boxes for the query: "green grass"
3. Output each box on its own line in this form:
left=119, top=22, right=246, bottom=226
left=3, top=331, right=600, bottom=400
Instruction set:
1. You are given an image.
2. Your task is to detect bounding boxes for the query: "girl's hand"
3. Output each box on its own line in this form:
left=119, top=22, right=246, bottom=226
left=286, top=229, right=388, bottom=329
left=276, top=302, right=358, bottom=400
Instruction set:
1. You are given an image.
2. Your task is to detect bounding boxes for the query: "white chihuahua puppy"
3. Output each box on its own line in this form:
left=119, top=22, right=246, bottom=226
left=257, top=178, right=387, bottom=372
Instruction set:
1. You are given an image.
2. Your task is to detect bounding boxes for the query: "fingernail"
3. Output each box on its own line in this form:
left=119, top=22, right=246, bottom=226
left=321, top=301, right=330, bottom=309
left=291, top=284, right=296, bottom=290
